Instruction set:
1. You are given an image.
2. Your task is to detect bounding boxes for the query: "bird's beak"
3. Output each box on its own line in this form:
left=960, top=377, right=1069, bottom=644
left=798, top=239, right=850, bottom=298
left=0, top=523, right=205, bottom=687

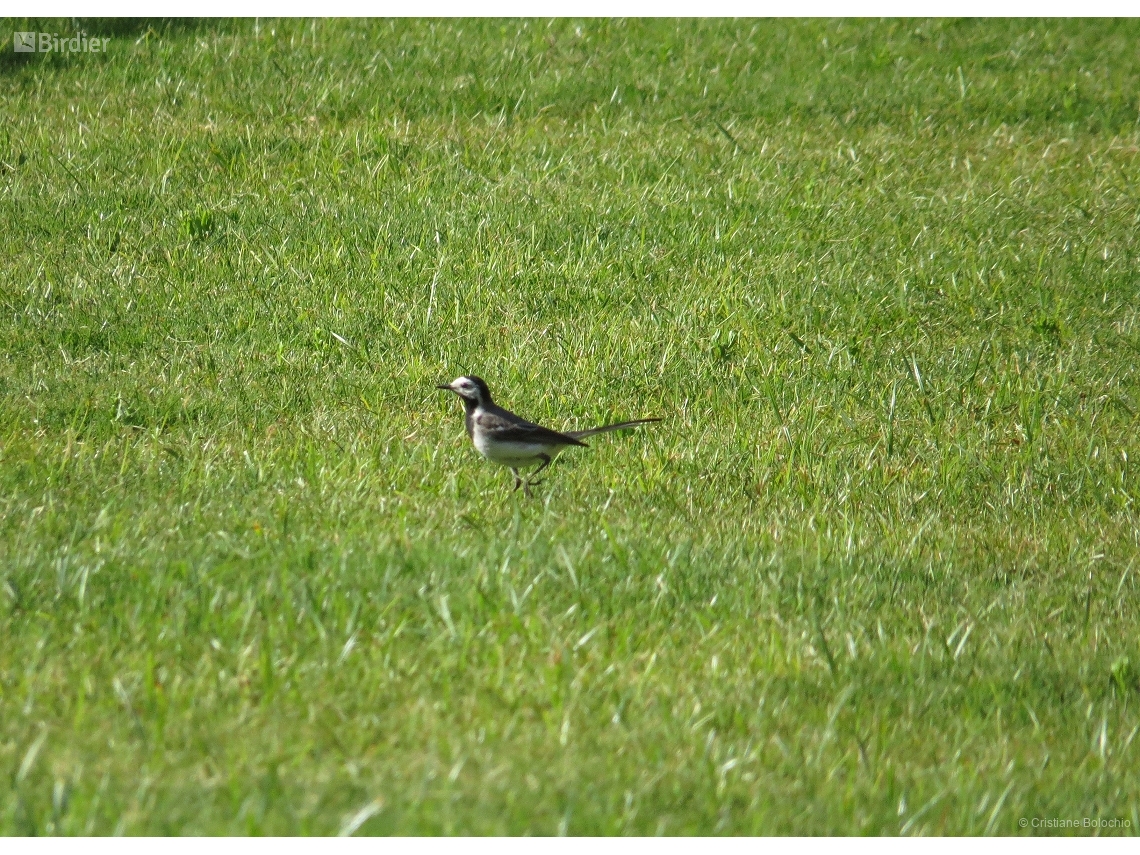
left=436, top=383, right=454, bottom=392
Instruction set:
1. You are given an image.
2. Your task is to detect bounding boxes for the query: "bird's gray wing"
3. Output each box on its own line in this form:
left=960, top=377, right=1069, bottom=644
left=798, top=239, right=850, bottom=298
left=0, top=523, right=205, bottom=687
left=476, top=410, right=589, bottom=447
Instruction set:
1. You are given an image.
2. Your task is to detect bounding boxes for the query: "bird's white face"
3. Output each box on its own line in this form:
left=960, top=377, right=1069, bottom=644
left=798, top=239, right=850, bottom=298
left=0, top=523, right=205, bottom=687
left=450, top=377, right=480, bottom=397
left=439, top=375, right=488, bottom=405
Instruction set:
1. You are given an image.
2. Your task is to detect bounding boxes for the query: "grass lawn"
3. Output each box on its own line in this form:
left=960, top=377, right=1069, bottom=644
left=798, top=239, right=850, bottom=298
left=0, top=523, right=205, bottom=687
left=2, top=17, right=1140, bottom=835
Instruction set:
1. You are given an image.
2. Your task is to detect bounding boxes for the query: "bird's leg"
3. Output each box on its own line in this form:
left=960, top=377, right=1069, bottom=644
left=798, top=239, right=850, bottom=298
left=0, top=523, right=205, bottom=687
left=526, top=454, right=553, bottom=491
left=511, top=468, right=523, bottom=493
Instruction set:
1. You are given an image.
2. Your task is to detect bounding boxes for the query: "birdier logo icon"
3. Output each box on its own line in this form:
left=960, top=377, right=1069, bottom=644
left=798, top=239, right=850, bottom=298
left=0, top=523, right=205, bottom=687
left=12, top=31, right=110, bottom=53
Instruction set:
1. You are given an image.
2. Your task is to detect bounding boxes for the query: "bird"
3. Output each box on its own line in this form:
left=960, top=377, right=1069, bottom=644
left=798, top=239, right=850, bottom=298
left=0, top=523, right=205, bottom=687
left=437, top=375, right=660, bottom=496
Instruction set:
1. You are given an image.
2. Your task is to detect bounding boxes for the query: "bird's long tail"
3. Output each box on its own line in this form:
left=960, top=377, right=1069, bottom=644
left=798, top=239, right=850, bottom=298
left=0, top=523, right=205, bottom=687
left=565, top=418, right=661, bottom=441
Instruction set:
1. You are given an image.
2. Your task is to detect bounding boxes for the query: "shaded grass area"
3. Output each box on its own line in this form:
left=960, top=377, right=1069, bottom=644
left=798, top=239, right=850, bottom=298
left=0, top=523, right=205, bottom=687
left=1, top=18, right=1139, bottom=834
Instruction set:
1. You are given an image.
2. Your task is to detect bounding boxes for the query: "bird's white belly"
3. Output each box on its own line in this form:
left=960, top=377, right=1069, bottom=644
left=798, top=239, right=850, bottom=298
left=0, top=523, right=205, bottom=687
left=473, top=433, right=552, bottom=466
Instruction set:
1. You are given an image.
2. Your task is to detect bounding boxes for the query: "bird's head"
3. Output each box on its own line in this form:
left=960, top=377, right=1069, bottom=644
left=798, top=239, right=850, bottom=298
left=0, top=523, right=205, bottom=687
left=437, top=375, right=492, bottom=407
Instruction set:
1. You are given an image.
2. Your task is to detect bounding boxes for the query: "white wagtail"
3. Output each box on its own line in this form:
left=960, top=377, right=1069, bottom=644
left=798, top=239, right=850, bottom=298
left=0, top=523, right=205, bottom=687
left=437, top=375, right=660, bottom=496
